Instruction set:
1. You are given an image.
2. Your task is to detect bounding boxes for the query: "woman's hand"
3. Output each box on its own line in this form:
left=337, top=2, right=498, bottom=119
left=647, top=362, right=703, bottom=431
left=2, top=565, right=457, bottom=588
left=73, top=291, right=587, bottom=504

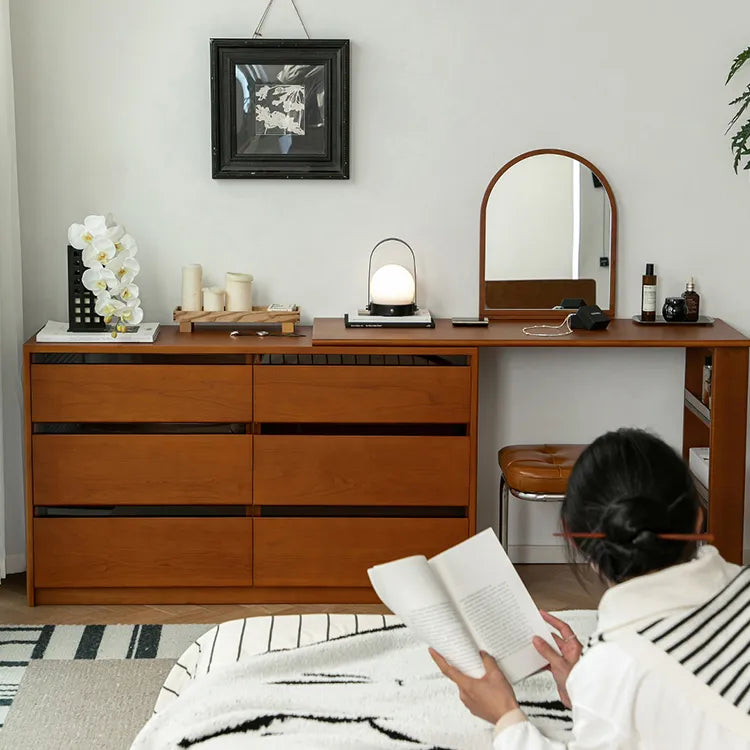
left=533, top=610, right=583, bottom=709
left=429, top=649, right=519, bottom=725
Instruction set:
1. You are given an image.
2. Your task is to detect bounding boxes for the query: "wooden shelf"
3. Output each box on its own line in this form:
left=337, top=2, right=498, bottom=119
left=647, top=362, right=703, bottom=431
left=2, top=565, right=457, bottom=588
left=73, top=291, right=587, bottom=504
left=684, top=388, right=710, bottom=427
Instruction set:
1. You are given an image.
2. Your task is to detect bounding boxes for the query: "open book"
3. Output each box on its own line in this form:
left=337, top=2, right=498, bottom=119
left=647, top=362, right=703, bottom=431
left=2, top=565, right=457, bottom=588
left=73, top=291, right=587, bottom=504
left=367, top=528, right=557, bottom=682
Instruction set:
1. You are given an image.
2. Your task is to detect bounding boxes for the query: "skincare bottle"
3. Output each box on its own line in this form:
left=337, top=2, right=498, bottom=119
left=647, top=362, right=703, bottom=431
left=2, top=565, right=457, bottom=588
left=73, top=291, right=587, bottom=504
left=641, top=263, right=657, bottom=322
left=682, top=277, right=700, bottom=322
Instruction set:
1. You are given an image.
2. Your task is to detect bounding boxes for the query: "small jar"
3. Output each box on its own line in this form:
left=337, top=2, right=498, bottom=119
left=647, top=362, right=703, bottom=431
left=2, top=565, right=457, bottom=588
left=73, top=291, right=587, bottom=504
left=662, top=297, right=686, bottom=322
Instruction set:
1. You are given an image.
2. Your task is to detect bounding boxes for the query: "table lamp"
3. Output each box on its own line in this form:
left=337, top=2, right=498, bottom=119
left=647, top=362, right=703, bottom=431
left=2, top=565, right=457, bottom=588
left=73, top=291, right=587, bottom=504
left=367, top=238, right=418, bottom=316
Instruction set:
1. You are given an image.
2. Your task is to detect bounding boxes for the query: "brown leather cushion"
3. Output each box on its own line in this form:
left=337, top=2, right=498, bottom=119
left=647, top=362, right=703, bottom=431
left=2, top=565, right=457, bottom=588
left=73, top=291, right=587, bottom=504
left=498, top=444, right=586, bottom=495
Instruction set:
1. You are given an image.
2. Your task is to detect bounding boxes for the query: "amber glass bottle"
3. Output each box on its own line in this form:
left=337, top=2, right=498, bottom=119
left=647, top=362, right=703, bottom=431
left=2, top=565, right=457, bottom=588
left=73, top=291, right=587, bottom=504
left=641, top=263, right=657, bottom=322
left=682, top=278, right=700, bottom=322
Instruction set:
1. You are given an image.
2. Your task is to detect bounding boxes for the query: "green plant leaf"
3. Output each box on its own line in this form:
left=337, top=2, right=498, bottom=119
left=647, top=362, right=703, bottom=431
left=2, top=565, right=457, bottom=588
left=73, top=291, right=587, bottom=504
left=730, top=120, right=750, bottom=173
left=726, top=85, right=750, bottom=132
left=726, top=46, right=750, bottom=84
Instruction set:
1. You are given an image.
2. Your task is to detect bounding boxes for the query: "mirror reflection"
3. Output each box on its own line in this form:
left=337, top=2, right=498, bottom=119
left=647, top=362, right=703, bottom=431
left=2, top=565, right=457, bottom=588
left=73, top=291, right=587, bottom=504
left=482, top=151, right=616, bottom=315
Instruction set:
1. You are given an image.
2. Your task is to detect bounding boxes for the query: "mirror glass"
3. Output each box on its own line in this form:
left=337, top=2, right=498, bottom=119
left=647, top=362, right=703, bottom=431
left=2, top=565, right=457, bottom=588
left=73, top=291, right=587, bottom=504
left=480, top=150, right=616, bottom=318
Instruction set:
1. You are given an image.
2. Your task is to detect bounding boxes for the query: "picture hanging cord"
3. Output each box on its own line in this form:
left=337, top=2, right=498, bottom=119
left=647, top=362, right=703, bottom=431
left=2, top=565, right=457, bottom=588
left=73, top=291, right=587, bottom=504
left=522, top=314, right=574, bottom=337
left=253, top=0, right=311, bottom=39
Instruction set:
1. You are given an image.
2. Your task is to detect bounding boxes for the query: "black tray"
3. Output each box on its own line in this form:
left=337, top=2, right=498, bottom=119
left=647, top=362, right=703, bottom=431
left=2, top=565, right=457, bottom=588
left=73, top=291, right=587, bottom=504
left=631, top=315, right=714, bottom=326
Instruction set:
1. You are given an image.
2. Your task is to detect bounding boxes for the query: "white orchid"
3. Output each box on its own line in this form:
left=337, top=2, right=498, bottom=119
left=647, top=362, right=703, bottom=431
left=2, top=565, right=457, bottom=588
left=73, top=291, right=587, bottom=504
left=119, top=299, right=144, bottom=326
left=106, top=255, right=140, bottom=286
left=94, top=294, right=126, bottom=320
left=82, top=237, right=117, bottom=268
left=67, top=214, right=123, bottom=249
left=82, top=266, right=118, bottom=295
left=115, top=233, right=138, bottom=257
left=68, top=213, right=144, bottom=337
left=114, top=282, right=139, bottom=302
left=68, top=215, right=108, bottom=248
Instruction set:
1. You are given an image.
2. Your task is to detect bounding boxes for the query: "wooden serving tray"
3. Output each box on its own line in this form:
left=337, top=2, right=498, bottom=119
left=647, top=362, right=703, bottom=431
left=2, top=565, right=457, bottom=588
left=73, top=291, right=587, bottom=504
left=173, top=306, right=300, bottom=334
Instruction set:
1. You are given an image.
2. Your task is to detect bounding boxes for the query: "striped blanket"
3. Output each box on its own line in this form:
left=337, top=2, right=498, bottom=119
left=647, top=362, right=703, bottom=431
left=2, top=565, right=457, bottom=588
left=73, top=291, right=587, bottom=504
left=132, top=610, right=596, bottom=749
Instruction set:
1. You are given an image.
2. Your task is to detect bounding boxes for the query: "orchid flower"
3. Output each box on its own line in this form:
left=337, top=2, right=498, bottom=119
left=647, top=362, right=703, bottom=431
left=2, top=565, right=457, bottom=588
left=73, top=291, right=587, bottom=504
left=115, top=233, right=138, bottom=257
left=81, top=266, right=118, bottom=295
left=82, top=237, right=117, bottom=268
left=119, top=299, right=144, bottom=326
left=114, top=282, right=139, bottom=302
left=67, top=215, right=108, bottom=249
left=106, top=255, right=140, bottom=286
left=94, top=294, right=126, bottom=320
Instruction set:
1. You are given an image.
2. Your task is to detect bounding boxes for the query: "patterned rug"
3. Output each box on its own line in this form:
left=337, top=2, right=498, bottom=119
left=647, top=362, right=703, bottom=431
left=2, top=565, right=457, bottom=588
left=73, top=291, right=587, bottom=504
left=0, top=624, right=213, bottom=726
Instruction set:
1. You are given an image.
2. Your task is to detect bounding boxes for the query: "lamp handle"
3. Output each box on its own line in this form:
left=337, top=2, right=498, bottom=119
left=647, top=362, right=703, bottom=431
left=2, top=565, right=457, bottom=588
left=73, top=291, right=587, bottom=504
left=366, top=237, right=418, bottom=308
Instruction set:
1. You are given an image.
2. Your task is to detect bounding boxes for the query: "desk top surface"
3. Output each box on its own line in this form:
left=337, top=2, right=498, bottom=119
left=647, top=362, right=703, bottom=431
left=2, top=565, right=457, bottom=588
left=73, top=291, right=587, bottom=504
left=23, top=318, right=750, bottom=354
left=312, top=317, right=750, bottom=348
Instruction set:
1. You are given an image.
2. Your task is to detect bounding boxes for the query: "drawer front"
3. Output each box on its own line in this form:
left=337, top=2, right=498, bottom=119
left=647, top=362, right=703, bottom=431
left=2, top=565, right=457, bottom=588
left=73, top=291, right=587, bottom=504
left=34, top=518, right=252, bottom=587
left=33, top=434, right=252, bottom=506
left=254, top=366, right=471, bottom=423
left=253, top=517, right=468, bottom=587
left=254, top=435, right=469, bottom=506
left=31, top=365, right=252, bottom=422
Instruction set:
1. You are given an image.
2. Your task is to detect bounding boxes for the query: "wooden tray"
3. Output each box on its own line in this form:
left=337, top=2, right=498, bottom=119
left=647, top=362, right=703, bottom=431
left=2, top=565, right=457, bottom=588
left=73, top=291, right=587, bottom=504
left=631, top=315, right=714, bottom=326
left=173, top=306, right=300, bottom=334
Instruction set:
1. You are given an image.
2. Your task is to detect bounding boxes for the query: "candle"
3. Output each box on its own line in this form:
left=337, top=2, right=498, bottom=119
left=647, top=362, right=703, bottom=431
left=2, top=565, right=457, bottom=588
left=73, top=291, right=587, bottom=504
left=202, top=286, right=225, bottom=312
left=225, top=272, right=253, bottom=311
left=181, top=264, right=202, bottom=311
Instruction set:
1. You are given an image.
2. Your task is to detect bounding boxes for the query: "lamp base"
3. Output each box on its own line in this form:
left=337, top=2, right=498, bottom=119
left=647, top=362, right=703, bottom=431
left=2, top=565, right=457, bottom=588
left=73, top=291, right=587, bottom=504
left=367, top=302, right=418, bottom=317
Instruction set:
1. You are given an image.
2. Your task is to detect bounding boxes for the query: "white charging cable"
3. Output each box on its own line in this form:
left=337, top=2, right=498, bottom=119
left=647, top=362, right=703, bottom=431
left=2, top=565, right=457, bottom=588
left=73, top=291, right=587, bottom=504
left=522, top=313, right=574, bottom=337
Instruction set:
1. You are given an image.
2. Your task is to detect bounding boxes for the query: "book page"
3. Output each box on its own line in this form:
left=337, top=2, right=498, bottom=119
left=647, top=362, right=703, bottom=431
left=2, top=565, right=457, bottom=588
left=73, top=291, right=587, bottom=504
left=429, top=529, right=557, bottom=683
left=367, top=555, right=485, bottom=677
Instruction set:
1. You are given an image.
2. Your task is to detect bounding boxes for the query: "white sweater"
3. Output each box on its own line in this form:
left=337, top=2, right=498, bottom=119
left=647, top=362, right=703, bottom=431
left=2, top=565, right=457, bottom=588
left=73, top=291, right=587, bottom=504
left=494, top=546, right=750, bottom=749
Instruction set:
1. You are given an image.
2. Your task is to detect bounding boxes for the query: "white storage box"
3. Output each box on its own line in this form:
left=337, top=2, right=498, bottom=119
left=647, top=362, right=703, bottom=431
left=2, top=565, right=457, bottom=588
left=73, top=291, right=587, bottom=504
left=689, top=447, right=710, bottom=489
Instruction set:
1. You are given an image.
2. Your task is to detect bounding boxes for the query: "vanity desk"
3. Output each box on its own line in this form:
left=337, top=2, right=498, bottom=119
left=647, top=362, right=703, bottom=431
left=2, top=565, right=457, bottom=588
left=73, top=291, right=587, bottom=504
left=313, top=317, right=750, bottom=565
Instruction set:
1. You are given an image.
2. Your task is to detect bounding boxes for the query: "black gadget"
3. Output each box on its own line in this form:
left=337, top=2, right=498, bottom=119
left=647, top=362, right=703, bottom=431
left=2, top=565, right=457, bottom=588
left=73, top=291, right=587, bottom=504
left=569, top=305, right=610, bottom=330
left=451, top=317, right=489, bottom=327
left=560, top=298, right=586, bottom=309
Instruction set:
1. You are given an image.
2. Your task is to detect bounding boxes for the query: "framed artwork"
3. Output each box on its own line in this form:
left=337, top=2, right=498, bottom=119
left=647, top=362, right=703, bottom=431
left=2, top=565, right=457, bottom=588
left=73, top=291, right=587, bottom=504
left=210, top=38, right=350, bottom=179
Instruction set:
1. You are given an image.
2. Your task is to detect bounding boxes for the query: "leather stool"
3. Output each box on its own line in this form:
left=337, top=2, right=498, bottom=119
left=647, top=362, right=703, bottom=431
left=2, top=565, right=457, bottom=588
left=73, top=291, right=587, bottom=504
left=498, top=444, right=586, bottom=550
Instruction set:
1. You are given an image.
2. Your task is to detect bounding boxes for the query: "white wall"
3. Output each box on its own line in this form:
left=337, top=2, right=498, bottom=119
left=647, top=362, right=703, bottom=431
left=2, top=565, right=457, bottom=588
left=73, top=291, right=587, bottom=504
left=9, top=0, right=750, bottom=566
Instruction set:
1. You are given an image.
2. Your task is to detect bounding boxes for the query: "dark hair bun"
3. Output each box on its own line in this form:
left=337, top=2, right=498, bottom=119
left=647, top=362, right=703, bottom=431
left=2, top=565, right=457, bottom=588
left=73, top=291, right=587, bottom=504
left=561, top=428, right=700, bottom=584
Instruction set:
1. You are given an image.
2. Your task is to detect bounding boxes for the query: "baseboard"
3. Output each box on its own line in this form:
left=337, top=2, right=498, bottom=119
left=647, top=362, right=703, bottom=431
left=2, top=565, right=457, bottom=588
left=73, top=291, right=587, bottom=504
left=5, top=554, right=26, bottom=576
left=509, top=545, right=570, bottom=564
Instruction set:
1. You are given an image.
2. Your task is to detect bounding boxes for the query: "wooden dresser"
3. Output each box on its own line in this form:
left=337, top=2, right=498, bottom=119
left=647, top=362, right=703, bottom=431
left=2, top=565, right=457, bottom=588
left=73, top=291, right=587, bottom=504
left=24, top=328, right=478, bottom=604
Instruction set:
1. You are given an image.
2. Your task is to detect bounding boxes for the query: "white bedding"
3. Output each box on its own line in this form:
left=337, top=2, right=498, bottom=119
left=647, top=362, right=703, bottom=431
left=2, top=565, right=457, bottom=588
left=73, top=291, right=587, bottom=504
left=135, top=611, right=596, bottom=749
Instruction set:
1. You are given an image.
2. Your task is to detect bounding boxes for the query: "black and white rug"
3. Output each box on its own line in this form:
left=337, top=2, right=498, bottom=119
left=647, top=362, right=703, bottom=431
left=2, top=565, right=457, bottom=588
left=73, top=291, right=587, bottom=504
left=0, top=624, right=212, bottom=726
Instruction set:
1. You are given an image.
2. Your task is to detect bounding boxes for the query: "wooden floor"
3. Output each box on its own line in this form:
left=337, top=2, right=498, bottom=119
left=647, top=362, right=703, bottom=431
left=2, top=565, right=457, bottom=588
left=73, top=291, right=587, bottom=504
left=0, top=566, right=606, bottom=624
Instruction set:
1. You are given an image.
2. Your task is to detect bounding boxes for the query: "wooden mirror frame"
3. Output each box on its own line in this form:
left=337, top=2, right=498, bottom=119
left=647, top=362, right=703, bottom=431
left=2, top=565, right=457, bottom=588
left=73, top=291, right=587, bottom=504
left=479, top=148, right=617, bottom=320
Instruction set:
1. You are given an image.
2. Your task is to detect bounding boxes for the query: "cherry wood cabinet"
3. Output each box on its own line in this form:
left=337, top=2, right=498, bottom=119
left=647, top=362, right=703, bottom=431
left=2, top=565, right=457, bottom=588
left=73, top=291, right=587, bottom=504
left=23, top=331, right=478, bottom=604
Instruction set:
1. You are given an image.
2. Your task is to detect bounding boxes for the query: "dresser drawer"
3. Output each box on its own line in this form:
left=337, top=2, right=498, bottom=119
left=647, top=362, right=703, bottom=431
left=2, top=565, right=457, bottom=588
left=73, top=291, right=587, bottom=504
left=34, top=518, right=253, bottom=587
left=253, top=517, right=468, bottom=587
left=254, top=435, right=469, bottom=506
left=32, top=434, right=252, bottom=506
left=31, top=365, right=252, bottom=422
left=254, top=366, right=470, bottom=423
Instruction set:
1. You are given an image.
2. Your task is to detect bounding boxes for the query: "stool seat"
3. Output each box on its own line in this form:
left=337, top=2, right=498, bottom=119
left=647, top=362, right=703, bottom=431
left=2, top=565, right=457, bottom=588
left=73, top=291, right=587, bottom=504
left=498, top=444, right=586, bottom=495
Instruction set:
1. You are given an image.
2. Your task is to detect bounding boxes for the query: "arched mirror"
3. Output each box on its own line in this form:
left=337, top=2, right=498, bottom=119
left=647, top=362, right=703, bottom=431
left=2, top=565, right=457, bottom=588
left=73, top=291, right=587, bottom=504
left=480, top=149, right=617, bottom=319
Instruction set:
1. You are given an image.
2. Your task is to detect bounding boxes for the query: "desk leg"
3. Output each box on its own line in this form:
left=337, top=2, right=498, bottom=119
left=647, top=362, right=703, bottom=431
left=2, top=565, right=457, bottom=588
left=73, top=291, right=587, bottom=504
left=707, top=347, right=749, bottom=564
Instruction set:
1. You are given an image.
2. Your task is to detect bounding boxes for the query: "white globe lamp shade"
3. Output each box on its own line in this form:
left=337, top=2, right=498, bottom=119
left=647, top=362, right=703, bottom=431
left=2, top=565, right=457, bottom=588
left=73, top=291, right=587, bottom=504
left=369, top=264, right=416, bottom=315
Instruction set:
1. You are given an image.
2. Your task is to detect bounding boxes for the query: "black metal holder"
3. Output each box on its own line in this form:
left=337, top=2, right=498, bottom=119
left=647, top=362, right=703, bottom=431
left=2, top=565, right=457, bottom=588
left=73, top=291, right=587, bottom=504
left=66, top=245, right=106, bottom=331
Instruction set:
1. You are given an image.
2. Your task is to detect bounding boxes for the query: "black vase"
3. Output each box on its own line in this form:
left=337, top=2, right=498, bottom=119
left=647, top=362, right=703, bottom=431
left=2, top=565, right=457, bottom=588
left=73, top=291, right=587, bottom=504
left=67, top=245, right=107, bottom=332
left=662, top=297, right=686, bottom=322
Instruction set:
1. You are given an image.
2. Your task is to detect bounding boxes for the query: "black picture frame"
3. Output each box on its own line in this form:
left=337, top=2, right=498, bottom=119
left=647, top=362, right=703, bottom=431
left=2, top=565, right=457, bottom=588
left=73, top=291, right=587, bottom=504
left=210, top=38, right=350, bottom=179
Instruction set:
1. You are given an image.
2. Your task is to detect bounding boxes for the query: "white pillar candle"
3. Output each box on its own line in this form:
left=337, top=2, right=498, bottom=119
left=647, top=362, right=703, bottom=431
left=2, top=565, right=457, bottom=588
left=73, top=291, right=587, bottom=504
left=202, top=286, right=225, bottom=312
left=225, top=272, right=253, bottom=311
left=181, top=264, right=202, bottom=311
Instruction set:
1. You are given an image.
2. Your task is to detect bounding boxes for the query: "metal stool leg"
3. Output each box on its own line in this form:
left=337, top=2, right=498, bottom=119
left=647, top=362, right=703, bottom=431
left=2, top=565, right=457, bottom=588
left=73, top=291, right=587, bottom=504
left=499, top=474, right=510, bottom=551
